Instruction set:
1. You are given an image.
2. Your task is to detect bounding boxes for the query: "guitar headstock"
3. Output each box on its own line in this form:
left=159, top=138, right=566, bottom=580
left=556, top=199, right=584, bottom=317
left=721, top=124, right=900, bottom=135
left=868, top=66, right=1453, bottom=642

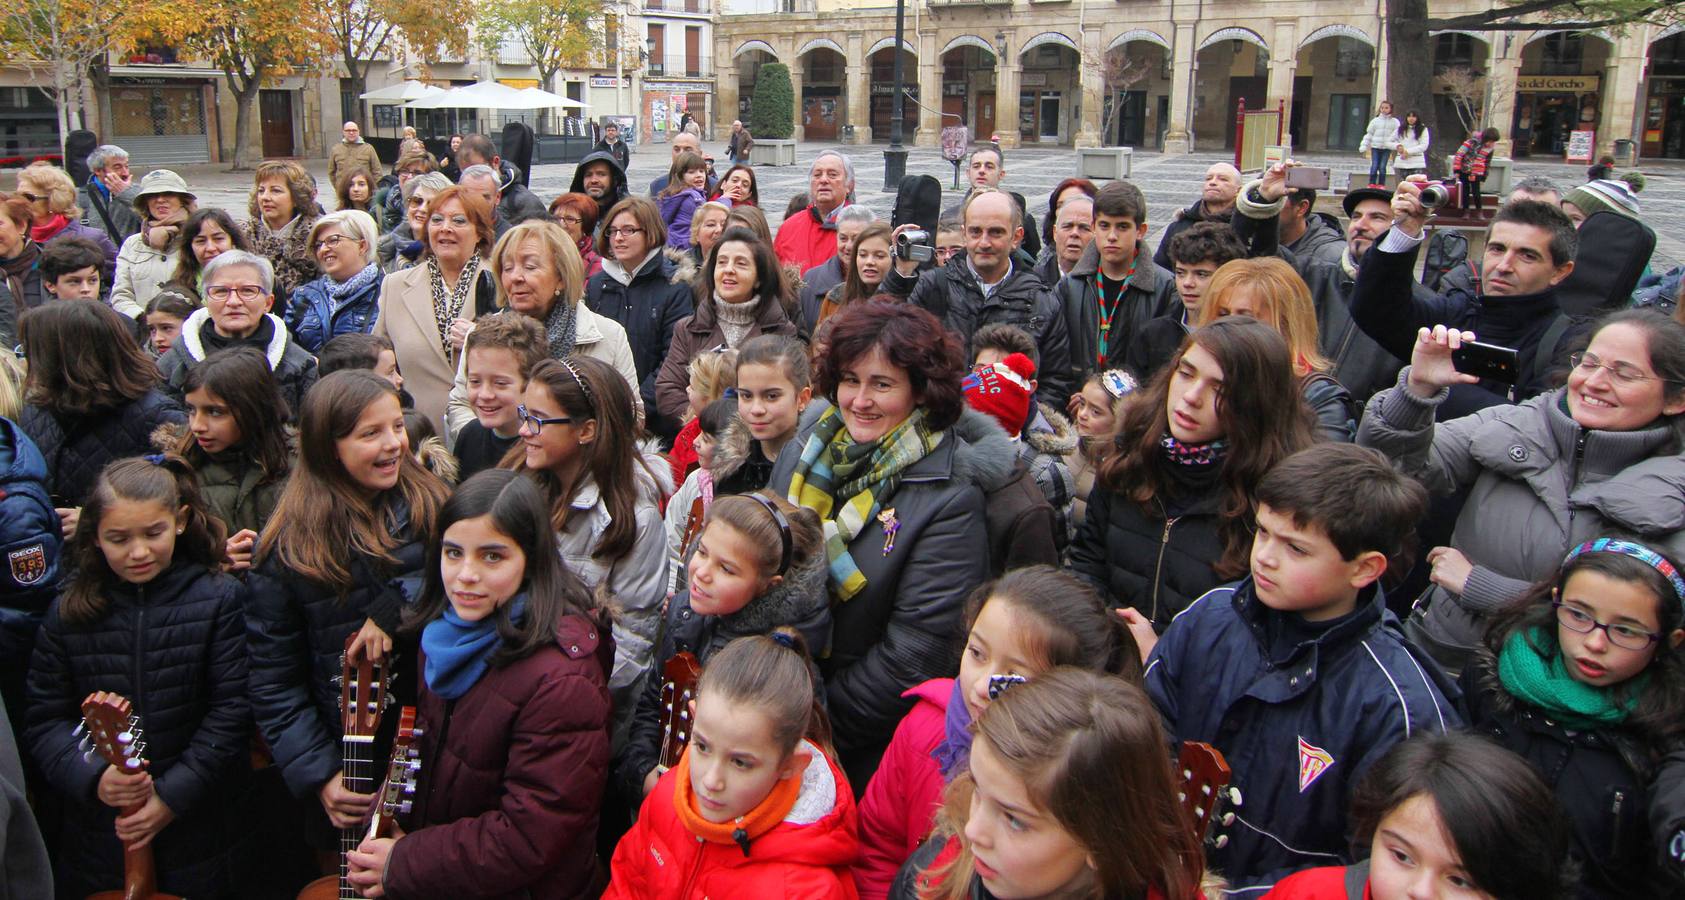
left=78, top=691, right=146, bottom=772
left=339, top=632, right=392, bottom=739
left=1177, top=740, right=1241, bottom=847
left=658, top=651, right=703, bottom=769
left=368, top=707, right=420, bottom=839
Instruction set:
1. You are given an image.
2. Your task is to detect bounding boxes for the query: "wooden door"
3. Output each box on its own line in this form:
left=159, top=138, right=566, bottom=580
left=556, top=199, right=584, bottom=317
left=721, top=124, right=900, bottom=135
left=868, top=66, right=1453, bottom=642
left=943, top=96, right=966, bottom=127
left=259, top=90, right=294, bottom=157
left=685, top=27, right=701, bottom=77
left=977, top=92, right=995, bottom=138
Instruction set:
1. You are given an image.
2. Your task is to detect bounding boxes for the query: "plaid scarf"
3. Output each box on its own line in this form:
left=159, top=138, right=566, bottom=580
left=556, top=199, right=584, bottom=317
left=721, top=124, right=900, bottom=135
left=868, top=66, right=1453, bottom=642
left=787, top=406, right=942, bottom=601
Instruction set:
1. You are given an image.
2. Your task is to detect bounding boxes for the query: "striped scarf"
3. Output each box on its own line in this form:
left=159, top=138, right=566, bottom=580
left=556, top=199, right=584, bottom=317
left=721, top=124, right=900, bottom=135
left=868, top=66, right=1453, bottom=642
left=787, top=406, right=942, bottom=601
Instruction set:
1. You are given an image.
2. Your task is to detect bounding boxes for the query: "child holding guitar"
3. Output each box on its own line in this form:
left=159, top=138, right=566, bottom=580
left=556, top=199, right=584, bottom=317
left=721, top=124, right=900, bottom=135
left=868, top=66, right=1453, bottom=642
left=345, top=469, right=613, bottom=899
left=24, top=455, right=249, bottom=898
left=246, top=371, right=448, bottom=859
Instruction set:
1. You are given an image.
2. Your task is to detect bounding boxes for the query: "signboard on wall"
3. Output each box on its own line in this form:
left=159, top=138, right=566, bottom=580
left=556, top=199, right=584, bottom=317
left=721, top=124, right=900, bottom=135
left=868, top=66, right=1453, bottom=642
left=1565, top=129, right=1595, bottom=162
left=1516, top=75, right=1600, bottom=93
left=590, top=76, right=630, bottom=87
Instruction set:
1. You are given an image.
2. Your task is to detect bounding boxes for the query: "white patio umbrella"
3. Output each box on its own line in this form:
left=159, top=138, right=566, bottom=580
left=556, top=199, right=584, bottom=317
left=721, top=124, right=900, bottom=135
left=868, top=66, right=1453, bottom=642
left=405, top=81, right=531, bottom=110
left=359, top=80, right=445, bottom=101
left=514, top=87, right=588, bottom=110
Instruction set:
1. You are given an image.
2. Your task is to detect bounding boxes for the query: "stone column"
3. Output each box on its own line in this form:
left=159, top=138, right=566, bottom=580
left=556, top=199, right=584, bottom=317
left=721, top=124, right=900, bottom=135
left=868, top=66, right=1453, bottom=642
left=1485, top=38, right=1523, bottom=159
left=995, top=34, right=1020, bottom=149
left=1373, top=17, right=1389, bottom=109
left=1599, top=33, right=1646, bottom=157
left=1075, top=26, right=1104, bottom=147
left=788, top=51, right=805, bottom=142
left=846, top=33, right=870, bottom=144
left=1266, top=22, right=1296, bottom=138
left=715, top=36, right=737, bottom=135
left=916, top=32, right=941, bottom=147
left=1163, top=23, right=1195, bottom=154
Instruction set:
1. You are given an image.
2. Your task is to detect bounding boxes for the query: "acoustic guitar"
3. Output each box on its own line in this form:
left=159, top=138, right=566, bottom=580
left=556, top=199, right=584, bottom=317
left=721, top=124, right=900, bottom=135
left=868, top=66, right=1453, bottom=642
left=79, top=691, right=182, bottom=900
left=657, top=651, right=703, bottom=769
left=298, top=708, right=420, bottom=900
left=1176, top=740, right=1242, bottom=849
left=297, top=635, right=396, bottom=900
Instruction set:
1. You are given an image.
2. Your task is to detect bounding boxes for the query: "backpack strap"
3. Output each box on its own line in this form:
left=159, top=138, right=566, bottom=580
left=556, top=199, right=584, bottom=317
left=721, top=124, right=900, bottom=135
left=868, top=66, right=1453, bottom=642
left=1534, top=313, right=1572, bottom=383
left=88, top=187, right=121, bottom=246
left=1343, top=859, right=1371, bottom=899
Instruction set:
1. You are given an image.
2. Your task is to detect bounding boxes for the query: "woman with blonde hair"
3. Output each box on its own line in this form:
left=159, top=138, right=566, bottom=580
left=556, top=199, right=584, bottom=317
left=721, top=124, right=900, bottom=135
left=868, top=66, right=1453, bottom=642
left=14, top=162, right=117, bottom=281
left=1197, top=256, right=1356, bottom=441
left=243, top=159, right=322, bottom=305
left=288, top=209, right=385, bottom=352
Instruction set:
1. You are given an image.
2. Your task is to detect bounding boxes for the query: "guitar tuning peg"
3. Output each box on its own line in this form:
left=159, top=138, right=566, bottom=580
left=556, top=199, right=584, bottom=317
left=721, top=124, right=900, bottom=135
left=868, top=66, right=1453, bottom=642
left=401, top=781, right=416, bottom=795
left=123, top=757, right=143, bottom=771
left=127, top=715, right=138, bottom=726
left=133, top=741, right=146, bottom=758
left=78, top=734, right=91, bottom=752
left=331, top=675, right=343, bottom=687
left=72, top=721, right=85, bottom=737
left=1214, top=835, right=1229, bottom=849
left=1221, top=812, right=1236, bottom=826
left=397, top=799, right=412, bottom=815
left=410, top=728, right=424, bottom=739
left=82, top=748, right=96, bottom=763
left=117, top=731, right=134, bottom=745
left=1228, top=787, right=1243, bottom=806
left=406, top=759, right=421, bottom=774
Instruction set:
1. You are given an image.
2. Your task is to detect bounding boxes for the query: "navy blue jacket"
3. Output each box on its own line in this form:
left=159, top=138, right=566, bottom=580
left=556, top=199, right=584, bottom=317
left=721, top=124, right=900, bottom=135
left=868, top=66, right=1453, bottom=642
left=584, top=252, right=693, bottom=431
left=1144, top=579, right=1458, bottom=890
left=286, top=269, right=385, bottom=353
left=0, top=417, right=63, bottom=725
left=19, top=389, right=185, bottom=508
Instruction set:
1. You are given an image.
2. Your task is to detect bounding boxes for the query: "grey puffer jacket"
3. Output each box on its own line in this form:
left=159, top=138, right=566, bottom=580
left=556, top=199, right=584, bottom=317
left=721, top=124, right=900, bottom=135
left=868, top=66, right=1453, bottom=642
left=769, top=403, right=1004, bottom=788
left=1284, top=211, right=1347, bottom=269
left=1358, top=372, right=1685, bottom=673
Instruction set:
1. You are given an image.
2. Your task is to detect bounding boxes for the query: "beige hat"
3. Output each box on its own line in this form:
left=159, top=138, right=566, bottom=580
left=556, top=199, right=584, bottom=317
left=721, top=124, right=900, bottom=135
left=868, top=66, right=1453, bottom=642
left=132, top=169, right=197, bottom=214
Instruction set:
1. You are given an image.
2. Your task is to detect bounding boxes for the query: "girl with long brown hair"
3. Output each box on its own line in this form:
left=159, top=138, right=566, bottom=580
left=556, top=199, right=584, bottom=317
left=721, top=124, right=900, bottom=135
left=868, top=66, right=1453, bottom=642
left=512, top=354, right=669, bottom=746
left=246, top=370, right=449, bottom=856
left=1069, top=316, right=1316, bottom=632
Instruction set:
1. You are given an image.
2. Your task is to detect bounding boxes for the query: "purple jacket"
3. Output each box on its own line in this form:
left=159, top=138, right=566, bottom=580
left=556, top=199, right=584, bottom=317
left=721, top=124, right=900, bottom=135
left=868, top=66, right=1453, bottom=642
left=657, top=188, right=703, bottom=250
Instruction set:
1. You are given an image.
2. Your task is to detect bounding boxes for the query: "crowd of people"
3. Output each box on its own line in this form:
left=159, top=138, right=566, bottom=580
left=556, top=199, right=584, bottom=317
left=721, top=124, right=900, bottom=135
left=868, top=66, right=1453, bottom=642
left=0, top=110, right=1682, bottom=900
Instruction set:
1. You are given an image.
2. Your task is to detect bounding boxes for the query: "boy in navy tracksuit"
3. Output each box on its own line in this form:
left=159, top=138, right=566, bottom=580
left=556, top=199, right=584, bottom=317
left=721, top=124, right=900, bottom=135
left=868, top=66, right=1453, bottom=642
left=1142, top=444, right=1459, bottom=891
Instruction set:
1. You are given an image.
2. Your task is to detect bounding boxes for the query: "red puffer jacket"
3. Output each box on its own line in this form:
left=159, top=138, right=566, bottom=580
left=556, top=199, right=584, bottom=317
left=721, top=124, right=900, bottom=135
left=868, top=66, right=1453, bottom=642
left=773, top=204, right=840, bottom=273
left=854, top=679, right=953, bottom=900
left=604, top=742, right=862, bottom=900
left=384, top=613, right=614, bottom=900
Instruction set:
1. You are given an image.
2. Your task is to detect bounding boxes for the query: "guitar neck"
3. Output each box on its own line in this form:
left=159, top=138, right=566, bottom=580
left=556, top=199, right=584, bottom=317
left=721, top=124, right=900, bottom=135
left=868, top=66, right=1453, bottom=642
left=338, top=735, right=378, bottom=899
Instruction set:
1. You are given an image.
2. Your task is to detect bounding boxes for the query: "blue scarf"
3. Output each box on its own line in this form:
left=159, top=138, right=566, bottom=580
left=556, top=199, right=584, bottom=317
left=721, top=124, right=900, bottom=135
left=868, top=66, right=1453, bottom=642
left=422, top=595, right=526, bottom=700
left=930, top=679, right=974, bottom=780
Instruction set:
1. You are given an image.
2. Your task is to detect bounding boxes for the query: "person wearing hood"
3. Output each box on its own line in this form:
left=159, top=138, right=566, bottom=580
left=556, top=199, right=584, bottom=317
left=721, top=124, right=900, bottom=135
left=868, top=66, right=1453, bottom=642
left=287, top=209, right=385, bottom=353
left=0, top=415, right=64, bottom=733
left=109, top=169, right=197, bottom=319
left=570, top=152, right=631, bottom=244
left=455, top=133, right=549, bottom=226
left=884, top=189, right=1076, bottom=408
left=586, top=197, right=695, bottom=439
left=1278, top=187, right=1346, bottom=268
left=769, top=301, right=1001, bottom=788
left=655, top=226, right=799, bottom=423
left=1151, top=162, right=1242, bottom=271
left=158, top=250, right=319, bottom=415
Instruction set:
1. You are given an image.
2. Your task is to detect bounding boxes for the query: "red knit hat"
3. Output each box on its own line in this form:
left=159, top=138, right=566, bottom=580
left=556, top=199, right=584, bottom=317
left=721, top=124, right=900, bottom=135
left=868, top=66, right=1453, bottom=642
left=963, top=352, right=1036, bottom=435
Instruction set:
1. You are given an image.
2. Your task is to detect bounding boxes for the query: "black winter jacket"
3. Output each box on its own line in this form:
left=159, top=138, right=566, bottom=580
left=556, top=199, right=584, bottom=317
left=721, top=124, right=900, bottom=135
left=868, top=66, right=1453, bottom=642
left=1153, top=199, right=1235, bottom=271
left=157, top=310, right=319, bottom=417
left=769, top=403, right=993, bottom=788
left=19, top=389, right=184, bottom=508
left=245, top=522, right=425, bottom=799
left=1462, top=654, right=1684, bottom=899
left=26, top=562, right=250, bottom=899
left=1068, top=469, right=1228, bottom=632
left=585, top=251, right=694, bottom=433
left=1057, top=241, right=1180, bottom=388
left=882, top=252, right=1076, bottom=408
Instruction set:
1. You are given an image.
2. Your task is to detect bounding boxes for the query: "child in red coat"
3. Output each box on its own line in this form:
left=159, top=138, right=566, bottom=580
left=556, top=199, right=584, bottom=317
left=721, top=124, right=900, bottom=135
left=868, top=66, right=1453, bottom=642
left=604, top=630, right=860, bottom=899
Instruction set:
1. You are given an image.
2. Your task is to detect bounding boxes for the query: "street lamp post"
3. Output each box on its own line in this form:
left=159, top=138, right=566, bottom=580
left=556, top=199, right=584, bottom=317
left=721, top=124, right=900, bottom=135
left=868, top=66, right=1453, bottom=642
left=881, top=0, right=908, bottom=190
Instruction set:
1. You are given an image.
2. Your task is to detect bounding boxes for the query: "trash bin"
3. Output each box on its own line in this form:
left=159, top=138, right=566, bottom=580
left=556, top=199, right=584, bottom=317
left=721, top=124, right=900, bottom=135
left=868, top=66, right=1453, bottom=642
left=1614, top=139, right=1636, bottom=166
left=843, top=124, right=855, bottom=141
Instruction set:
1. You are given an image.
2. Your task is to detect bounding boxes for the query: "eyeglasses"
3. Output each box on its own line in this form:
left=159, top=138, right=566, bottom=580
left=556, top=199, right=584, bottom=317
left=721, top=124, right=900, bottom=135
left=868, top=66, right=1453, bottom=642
left=1569, top=352, right=1669, bottom=387
left=516, top=404, right=572, bottom=433
left=313, top=234, right=362, bottom=251
left=1552, top=600, right=1663, bottom=651
left=206, top=284, right=266, bottom=302
left=407, top=196, right=429, bottom=208
left=554, top=215, right=582, bottom=226
left=18, top=192, right=46, bottom=204
left=428, top=214, right=471, bottom=228
left=606, top=226, right=644, bottom=238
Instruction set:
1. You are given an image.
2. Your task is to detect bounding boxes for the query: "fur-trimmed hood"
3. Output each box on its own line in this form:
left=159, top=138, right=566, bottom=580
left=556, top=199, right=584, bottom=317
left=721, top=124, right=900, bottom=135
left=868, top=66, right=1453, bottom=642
left=713, top=543, right=831, bottom=655
left=790, top=402, right=1018, bottom=494
left=664, top=245, right=699, bottom=286
left=179, top=308, right=292, bottom=367
left=706, top=411, right=757, bottom=484
left=1026, top=402, right=1078, bottom=458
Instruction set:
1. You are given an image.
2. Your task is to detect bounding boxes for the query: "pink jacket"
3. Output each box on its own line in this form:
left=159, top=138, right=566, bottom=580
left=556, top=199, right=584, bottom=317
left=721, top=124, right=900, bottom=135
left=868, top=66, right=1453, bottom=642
left=852, top=678, right=953, bottom=900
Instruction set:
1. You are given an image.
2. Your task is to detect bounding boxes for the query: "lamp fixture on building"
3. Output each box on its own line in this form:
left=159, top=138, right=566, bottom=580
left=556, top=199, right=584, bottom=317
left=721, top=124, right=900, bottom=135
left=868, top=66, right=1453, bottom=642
left=995, top=31, right=1007, bottom=60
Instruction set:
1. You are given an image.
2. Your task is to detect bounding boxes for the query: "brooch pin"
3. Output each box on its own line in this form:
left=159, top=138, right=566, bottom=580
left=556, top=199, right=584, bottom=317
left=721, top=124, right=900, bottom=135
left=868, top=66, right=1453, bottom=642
left=878, top=508, right=901, bottom=556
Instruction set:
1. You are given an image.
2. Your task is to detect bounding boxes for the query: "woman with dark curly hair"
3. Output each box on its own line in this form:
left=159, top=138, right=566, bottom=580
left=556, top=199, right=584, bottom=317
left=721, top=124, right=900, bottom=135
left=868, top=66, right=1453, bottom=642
left=769, top=300, right=996, bottom=787
left=243, top=159, right=322, bottom=306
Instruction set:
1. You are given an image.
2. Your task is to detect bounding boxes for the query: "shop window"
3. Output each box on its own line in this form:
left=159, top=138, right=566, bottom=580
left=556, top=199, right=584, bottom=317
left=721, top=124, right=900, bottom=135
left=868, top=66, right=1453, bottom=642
left=807, top=52, right=842, bottom=83
left=1540, top=33, right=1585, bottom=75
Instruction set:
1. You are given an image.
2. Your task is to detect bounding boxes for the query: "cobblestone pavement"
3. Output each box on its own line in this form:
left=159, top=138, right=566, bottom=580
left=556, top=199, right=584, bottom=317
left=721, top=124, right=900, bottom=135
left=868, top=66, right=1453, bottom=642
left=94, top=141, right=1685, bottom=268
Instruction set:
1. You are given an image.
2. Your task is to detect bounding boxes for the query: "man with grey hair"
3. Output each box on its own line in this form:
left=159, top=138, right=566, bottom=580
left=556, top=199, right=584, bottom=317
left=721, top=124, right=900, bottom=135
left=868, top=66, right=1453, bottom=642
left=458, top=165, right=513, bottom=239
left=798, top=204, right=875, bottom=332
left=774, top=150, right=855, bottom=271
left=77, top=144, right=141, bottom=244
left=1153, top=161, right=1243, bottom=270
left=157, top=249, right=319, bottom=412
left=329, top=121, right=382, bottom=188
left=455, top=133, right=548, bottom=226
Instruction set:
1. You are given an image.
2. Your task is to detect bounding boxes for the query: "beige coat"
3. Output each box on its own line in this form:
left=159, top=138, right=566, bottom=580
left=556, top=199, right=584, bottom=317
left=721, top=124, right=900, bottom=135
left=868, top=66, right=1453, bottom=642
left=328, top=140, right=382, bottom=187
left=372, top=260, right=487, bottom=431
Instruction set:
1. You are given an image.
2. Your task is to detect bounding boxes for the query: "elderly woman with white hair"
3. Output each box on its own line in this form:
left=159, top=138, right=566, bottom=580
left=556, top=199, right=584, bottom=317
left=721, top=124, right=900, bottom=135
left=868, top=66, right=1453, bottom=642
left=286, top=209, right=385, bottom=352
left=379, top=172, right=453, bottom=273
left=157, top=249, right=319, bottom=412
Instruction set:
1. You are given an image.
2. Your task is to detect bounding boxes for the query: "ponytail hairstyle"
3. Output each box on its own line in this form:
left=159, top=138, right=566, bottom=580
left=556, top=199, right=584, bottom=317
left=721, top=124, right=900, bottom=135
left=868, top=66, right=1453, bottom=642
left=258, top=370, right=449, bottom=594
left=175, top=347, right=292, bottom=485
left=925, top=669, right=1203, bottom=900
left=406, top=469, right=598, bottom=664
left=62, top=454, right=227, bottom=625
left=1099, top=317, right=1316, bottom=578
left=698, top=627, right=817, bottom=757
left=1485, top=540, right=1685, bottom=748
left=516, top=355, right=654, bottom=561
left=700, top=492, right=824, bottom=585
left=962, top=565, right=1143, bottom=683
left=1350, top=733, right=1571, bottom=899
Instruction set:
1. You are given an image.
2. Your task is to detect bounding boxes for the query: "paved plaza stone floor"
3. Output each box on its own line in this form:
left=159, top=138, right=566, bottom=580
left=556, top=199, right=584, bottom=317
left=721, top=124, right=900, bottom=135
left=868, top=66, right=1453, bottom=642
left=160, top=141, right=1685, bottom=269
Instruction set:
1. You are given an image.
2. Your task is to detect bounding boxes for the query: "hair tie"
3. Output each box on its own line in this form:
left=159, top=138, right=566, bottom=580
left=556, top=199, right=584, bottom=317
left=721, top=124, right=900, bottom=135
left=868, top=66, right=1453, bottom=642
left=747, top=493, right=793, bottom=576
left=769, top=631, right=797, bottom=651
left=143, top=453, right=166, bottom=465
left=1564, top=539, right=1685, bottom=607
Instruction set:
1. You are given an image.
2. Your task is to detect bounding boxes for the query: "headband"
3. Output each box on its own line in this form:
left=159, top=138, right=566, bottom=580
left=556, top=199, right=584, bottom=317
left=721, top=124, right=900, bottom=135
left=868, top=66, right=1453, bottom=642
left=746, top=493, right=793, bottom=576
left=1101, top=369, right=1137, bottom=400
left=556, top=356, right=596, bottom=413
left=1564, top=538, right=1685, bottom=605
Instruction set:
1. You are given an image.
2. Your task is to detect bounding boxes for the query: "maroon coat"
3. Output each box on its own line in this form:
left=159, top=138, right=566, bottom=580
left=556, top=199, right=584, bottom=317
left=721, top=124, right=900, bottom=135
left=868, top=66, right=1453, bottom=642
left=386, top=613, right=614, bottom=900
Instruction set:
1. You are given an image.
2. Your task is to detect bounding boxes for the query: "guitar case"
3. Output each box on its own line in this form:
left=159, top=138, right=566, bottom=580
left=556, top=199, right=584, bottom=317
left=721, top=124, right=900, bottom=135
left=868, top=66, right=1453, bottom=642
left=64, top=130, right=98, bottom=186
left=1555, top=210, right=1656, bottom=318
left=891, top=174, right=942, bottom=236
left=500, top=122, right=535, bottom=187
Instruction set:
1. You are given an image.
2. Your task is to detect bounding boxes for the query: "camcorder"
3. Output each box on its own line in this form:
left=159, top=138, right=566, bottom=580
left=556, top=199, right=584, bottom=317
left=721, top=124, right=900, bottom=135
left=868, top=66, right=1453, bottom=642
left=895, top=230, right=934, bottom=263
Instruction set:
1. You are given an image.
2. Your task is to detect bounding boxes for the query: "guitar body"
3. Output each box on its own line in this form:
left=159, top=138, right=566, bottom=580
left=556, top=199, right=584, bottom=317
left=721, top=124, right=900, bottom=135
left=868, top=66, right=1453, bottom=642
left=657, top=652, right=703, bottom=769
left=293, top=876, right=341, bottom=900
left=78, top=692, right=183, bottom=900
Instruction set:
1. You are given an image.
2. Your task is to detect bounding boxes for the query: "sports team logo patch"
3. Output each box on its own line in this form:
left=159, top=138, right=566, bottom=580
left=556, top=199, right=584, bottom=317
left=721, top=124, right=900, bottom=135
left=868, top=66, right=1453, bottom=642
left=1297, top=736, right=1334, bottom=792
left=8, top=543, right=46, bottom=586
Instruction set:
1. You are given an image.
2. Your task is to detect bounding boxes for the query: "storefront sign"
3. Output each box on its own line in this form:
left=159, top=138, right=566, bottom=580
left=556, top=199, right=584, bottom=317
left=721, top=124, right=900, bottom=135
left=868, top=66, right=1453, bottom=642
left=645, top=81, right=711, bottom=94
left=497, top=78, right=540, bottom=90
left=1565, top=129, right=1596, bottom=162
left=590, top=76, right=629, bottom=87
left=1516, top=75, right=1600, bottom=93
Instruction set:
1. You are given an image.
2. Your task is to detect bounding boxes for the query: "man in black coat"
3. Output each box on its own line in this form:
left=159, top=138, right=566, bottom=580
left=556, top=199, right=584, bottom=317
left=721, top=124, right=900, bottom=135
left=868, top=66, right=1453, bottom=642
left=592, top=121, right=631, bottom=173
left=454, top=134, right=548, bottom=226
left=1153, top=162, right=1242, bottom=270
left=882, top=189, right=1074, bottom=407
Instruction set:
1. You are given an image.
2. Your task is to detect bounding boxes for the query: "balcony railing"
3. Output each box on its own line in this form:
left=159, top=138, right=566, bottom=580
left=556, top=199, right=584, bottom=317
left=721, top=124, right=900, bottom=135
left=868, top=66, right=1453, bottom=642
left=645, top=0, right=713, bottom=13
left=645, top=53, right=712, bottom=78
